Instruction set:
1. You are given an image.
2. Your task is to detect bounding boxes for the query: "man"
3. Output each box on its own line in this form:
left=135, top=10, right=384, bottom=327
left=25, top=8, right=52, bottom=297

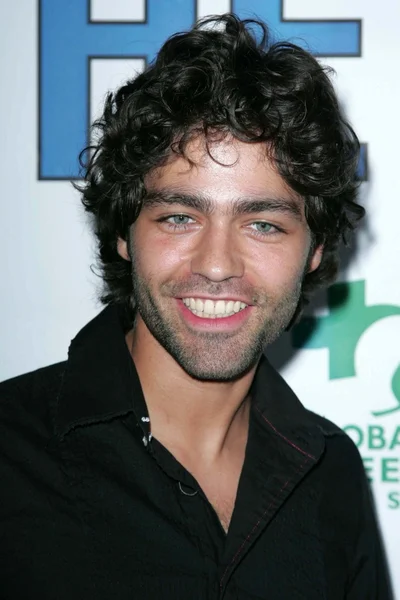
left=0, top=14, right=393, bottom=599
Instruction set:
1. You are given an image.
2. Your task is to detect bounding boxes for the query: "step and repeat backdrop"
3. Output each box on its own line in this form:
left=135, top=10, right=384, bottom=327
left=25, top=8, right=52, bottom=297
left=1, top=0, right=399, bottom=594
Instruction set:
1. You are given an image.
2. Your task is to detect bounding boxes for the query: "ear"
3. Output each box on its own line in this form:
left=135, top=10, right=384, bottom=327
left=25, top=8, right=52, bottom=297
left=117, top=237, right=131, bottom=261
left=308, top=244, right=323, bottom=274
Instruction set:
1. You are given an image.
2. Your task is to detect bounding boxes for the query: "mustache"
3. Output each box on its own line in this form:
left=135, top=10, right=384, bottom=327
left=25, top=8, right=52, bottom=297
left=161, top=276, right=265, bottom=305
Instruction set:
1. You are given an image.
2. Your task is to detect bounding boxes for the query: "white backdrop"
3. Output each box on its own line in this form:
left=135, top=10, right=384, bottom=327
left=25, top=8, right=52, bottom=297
left=1, top=0, right=399, bottom=595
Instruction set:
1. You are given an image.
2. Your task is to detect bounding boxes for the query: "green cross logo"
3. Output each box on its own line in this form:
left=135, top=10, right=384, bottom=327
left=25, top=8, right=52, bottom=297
left=292, top=280, right=400, bottom=417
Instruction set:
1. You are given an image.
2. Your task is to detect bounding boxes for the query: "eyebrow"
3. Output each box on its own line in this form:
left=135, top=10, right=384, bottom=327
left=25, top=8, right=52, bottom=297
left=144, top=191, right=303, bottom=221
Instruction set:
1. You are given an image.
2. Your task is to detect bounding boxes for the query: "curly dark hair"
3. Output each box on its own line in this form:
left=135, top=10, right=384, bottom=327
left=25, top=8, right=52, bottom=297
left=78, top=13, right=364, bottom=324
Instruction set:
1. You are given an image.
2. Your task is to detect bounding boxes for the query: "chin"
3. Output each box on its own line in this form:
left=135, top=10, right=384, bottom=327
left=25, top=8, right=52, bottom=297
left=176, top=355, right=259, bottom=383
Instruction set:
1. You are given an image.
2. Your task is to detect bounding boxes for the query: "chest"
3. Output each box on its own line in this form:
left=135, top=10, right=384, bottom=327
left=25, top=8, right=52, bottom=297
left=195, top=466, right=242, bottom=533
left=2, top=421, right=353, bottom=599
left=3, top=459, right=347, bottom=600
left=161, top=437, right=246, bottom=534
left=202, top=482, right=237, bottom=533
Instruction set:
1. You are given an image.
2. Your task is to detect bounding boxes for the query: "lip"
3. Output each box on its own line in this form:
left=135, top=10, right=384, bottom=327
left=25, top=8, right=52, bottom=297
left=179, top=295, right=253, bottom=305
left=176, top=298, right=253, bottom=331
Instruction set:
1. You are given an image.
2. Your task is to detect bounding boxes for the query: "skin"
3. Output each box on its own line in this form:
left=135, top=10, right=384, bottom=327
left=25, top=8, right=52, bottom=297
left=117, top=135, right=322, bottom=529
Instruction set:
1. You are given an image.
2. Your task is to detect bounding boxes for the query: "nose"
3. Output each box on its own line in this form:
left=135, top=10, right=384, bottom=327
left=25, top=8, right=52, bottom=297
left=191, top=225, right=244, bottom=282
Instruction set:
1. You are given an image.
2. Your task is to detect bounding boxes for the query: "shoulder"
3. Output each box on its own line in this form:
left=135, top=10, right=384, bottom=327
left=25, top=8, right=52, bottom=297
left=0, top=362, right=67, bottom=437
left=0, top=362, right=67, bottom=404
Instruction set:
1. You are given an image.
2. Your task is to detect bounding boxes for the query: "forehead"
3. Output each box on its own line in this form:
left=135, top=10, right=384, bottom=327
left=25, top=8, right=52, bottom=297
left=145, top=135, right=300, bottom=205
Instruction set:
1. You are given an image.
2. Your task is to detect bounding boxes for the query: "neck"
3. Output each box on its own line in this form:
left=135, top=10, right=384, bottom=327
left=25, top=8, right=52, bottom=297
left=126, top=318, right=259, bottom=466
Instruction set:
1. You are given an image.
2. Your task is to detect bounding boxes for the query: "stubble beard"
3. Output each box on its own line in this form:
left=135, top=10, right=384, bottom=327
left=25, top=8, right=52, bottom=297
left=130, top=265, right=305, bottom=383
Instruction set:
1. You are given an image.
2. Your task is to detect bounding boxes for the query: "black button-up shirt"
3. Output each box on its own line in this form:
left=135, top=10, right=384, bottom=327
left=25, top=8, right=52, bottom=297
left=0, top=306, right=393, bottom=599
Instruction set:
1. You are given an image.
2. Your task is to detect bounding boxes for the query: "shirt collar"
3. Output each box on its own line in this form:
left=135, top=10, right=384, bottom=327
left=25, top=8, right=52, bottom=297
left=54, top=304, right=330, bottom=458
left=251, top=356, right=326, bottom=460
left=54, top=305, right=146, bottom=437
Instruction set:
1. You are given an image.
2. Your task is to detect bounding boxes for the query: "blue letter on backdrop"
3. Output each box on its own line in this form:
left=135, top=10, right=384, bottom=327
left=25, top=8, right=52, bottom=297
left=39, top=0, right=361, bottom=180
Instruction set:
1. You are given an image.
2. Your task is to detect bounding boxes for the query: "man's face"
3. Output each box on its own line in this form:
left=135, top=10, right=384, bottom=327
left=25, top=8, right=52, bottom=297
left=118, top=136, right=322, bottom=381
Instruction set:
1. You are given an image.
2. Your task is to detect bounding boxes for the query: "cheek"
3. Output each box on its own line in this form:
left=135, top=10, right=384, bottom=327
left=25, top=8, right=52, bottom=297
left=248, top=242, right=309, bottom=290
left=132, top=228, right=192, bottom=279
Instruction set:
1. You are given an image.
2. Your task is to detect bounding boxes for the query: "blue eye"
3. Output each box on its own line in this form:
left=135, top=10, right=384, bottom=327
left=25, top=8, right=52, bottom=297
left=166, top=215, right=192, bottom=225
left=158, top=214, right=195, bottom=231
left=251, top=222, right=274, bottom=233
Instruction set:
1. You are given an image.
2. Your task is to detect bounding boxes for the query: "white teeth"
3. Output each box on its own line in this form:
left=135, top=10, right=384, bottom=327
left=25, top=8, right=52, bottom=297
left=204, top=299, right=215, bottom=315
left=195, top=299, right=203, bottom=312
left=182, top=298, right=248, bottom=318
left=215, top=300, right=225, bottom=315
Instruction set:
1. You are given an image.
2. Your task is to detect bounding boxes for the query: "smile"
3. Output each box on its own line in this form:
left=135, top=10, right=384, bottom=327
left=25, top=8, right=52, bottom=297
left=182, top=298, right=248, bottom=319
